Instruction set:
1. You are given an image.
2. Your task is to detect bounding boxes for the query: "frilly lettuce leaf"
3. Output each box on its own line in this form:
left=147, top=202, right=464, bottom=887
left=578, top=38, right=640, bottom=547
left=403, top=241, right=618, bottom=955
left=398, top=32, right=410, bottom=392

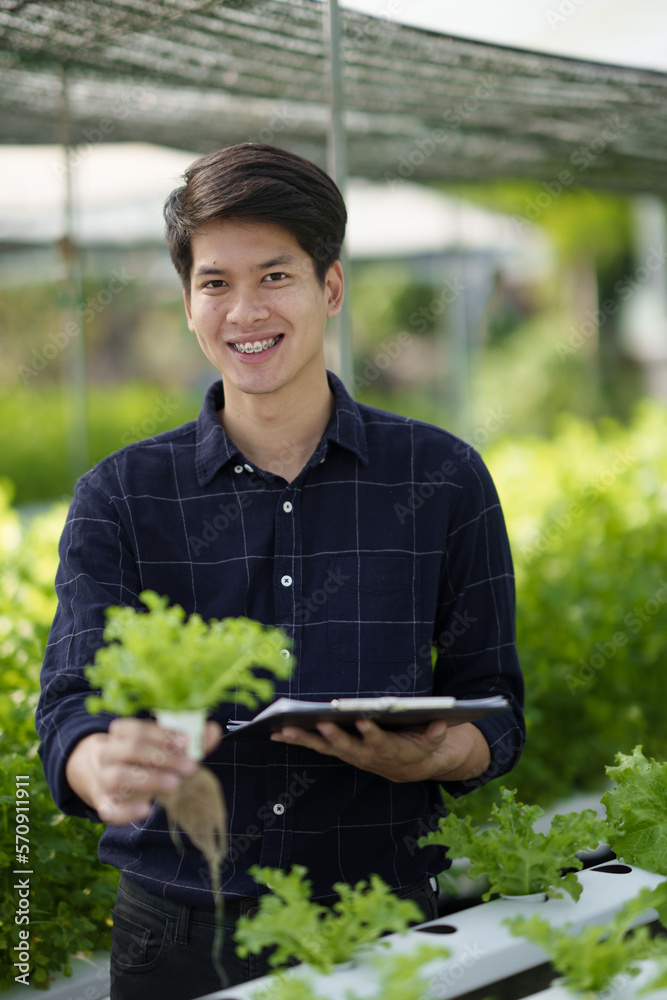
left=419, top=787, right=605, bottom=900
left=235, top=864, right=423, bottom=973
left=506, top=882, right=667, bottom=995
left=85, top=590, right=294, bottom=715
left=602, top=745, right=667, bottom=874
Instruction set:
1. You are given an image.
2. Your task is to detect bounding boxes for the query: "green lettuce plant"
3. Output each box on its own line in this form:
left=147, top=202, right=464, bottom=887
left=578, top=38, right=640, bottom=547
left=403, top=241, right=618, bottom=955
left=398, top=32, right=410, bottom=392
left=602, top=745, right=667, bottom=873
left=84, top=590, right=295, bottom=991
left=85, top=590, right=294, bottom=716
left=234, top=864, right=423, bottom=974
left=419, top=787, right=605, bottom=900
left=506, top=882, right=667, bottom=997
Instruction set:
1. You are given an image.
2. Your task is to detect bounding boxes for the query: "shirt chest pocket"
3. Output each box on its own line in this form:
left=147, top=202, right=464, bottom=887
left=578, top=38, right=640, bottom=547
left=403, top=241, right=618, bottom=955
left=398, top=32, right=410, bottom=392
left=327, top=555, right=424, bottom=663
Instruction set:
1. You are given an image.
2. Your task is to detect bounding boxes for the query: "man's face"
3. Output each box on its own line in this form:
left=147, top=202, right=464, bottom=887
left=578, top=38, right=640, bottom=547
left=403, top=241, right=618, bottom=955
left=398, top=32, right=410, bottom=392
left=184, top=217, right=343, bottom=399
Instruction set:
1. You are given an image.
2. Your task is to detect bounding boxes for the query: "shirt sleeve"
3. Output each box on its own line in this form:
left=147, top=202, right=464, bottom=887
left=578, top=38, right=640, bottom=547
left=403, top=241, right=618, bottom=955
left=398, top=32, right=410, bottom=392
left=36, top=471, right=143, bottom=820
left=431, top=444, right=525, bottom=796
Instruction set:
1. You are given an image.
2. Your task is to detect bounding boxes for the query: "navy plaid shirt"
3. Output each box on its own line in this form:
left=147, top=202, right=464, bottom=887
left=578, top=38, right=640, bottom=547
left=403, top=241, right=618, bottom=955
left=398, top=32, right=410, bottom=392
left=37, top=372, right=524, bottom=907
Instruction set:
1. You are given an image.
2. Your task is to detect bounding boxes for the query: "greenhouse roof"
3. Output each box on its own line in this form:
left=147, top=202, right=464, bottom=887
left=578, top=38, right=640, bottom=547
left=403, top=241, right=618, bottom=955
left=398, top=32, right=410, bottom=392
left=0, top=0, right=666, bottom=195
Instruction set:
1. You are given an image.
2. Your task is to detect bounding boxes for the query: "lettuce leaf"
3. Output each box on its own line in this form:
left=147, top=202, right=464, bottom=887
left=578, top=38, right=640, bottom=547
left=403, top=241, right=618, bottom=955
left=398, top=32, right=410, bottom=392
left=602, top=745, right=667, bottom=875
left=419, top=787, right=605, bottom=900
left=234, top=864, right=423, bottom=973
left=85, top=590, right=294, bottom=715
left=506, top=882, right=667, bottom=995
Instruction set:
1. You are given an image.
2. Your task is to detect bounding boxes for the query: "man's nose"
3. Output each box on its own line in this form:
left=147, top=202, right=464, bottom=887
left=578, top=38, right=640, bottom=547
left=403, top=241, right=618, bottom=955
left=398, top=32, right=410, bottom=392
left=226, top=289, right=270, bottom=326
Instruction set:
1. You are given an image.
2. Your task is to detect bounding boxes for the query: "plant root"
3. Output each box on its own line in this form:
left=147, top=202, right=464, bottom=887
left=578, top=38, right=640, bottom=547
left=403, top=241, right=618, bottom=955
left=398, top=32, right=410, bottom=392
left=157, top=764, right=229, bottom=988
left=156, top=763, right=228, bottom=874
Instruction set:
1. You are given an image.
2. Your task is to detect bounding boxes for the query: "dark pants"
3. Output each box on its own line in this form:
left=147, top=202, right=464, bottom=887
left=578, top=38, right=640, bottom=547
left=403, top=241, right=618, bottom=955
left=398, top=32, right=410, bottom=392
left=110, top=872, right=439, bottom=1000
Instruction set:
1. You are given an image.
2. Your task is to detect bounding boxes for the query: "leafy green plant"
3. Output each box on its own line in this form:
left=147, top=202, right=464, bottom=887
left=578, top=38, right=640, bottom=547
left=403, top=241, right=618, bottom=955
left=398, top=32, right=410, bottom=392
left=602, top=745, right=667, bottom=873
left=419, top=787, right=605, bottom=900
left=0, top=753, right=118, bottom=991
left=85, top=590, right=294, bottom=716
left=84, top=591, right=296, bottom=988
left=481, top=399, right=667, bottom=813
left=234, top=864, right=423, bottom=974
left=506, top=882, right=667, bottom=997
left=0, top=490, right=118, bottom=991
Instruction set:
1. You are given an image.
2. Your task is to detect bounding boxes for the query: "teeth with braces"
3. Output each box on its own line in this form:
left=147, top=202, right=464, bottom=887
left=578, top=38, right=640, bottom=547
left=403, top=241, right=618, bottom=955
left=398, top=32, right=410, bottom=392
left=232, top=337, right=279, bottom=354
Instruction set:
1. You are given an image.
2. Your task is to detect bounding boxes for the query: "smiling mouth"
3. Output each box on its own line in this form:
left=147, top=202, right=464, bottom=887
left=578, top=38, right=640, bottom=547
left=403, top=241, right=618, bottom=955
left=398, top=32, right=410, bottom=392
left=230, top=335, right=282, bottom=354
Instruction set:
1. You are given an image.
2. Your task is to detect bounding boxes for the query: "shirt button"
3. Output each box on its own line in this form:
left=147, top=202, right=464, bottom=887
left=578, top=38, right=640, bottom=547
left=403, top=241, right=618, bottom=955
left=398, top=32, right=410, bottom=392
left=272, top=803, right=285, bottom=816
left=234, top=465, right=243, bottom=474
left=280, top=648, right=291, bottom=658
left=282, top=501, right=293, bottom=513
left=281, top=575, right=293, bottom=587
left=244, top=463, right=254, bottom=472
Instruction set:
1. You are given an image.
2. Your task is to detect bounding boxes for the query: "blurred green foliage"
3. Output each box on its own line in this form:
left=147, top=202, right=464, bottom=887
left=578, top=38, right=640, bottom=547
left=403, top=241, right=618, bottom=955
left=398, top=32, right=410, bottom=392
left=0, top=382, right=201, bottom=506
left=485, top=398, right=667, bottom=805
left=0, top=265, right=202, bottom=389
left=350, top=184, right=643, bottom=436
left=0, top=491, right=118, bottom=990
left=447, top=181, right=633, bottom=272
left=350, top=261, right=438, bottom=343
left=470, top=305, right=644, bottom=437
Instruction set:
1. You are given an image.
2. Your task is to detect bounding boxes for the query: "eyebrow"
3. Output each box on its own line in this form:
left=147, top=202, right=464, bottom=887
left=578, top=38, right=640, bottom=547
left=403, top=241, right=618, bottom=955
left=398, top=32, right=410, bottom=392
left=193, top=254, right=297, bottom=278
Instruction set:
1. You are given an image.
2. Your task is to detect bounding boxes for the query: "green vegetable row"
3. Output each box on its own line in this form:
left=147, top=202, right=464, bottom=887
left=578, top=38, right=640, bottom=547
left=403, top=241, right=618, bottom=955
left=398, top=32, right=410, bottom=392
left=234, top=749, right=667, bottom=999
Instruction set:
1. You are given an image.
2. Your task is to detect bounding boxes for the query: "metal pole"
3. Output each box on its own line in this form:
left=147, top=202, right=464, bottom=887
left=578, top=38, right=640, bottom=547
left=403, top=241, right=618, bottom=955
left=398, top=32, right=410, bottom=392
left=448, top=256, right=471, bottom=441
left=324, top=0, right=354, bottom=394
left=447, top=196, right=472, bottom=441
left=58, top=66, right=88, bottom=485
left=629, top=195, right=667, bottom=400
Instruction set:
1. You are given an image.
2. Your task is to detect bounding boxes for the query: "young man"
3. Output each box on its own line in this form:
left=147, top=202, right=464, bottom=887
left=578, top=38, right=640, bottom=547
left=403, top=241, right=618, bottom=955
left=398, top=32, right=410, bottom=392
left=37, top=144, right=525, bottom=999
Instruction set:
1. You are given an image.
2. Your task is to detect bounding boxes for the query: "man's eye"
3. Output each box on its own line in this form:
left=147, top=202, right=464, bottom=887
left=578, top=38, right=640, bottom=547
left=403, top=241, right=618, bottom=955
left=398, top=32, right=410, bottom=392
left=264, top=272, right=288, bottom=282
left=203, top=279, right=226, bottom=289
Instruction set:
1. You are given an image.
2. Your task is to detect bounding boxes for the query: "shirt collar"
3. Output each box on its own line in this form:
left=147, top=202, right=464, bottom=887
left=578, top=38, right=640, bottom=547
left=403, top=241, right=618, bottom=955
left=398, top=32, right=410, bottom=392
left=195, top=371, right=368, bottom=487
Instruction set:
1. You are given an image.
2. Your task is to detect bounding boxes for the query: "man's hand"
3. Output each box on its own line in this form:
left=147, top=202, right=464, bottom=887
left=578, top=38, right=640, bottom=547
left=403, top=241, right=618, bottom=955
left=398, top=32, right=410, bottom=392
left=270, top=719, right=490, bottom=784
left=65, top=718, right=223, bottom=826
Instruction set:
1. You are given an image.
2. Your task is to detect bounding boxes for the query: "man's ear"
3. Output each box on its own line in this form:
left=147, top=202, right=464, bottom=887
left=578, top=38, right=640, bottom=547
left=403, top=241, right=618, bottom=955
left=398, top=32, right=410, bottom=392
left=325, top=261, right=344, bottom=318
left=183, top=287, right=196, bottom=333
